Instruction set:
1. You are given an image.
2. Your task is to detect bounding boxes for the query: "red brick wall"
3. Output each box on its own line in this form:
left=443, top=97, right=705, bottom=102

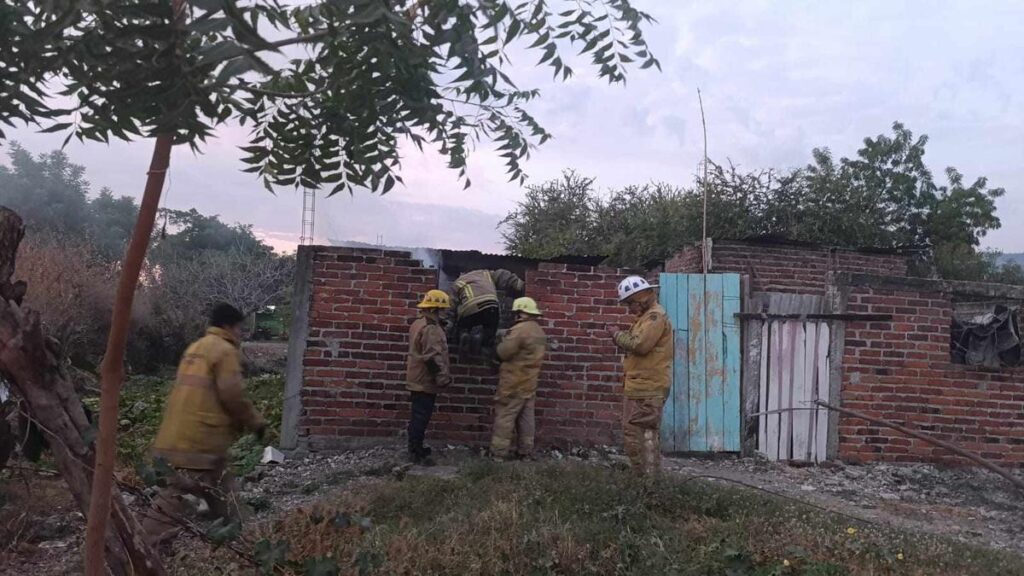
left=840, top=285, right=1024, bottom=467
left=666, top=241, right=909, bottom=294
left=297, top=248, right=634, bottom=451
left=530, top=263, right=633, bottom=445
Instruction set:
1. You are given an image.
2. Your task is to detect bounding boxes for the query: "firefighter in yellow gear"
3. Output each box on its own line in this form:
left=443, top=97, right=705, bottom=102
left=406, top=289, right=452, bottom=466
left=607, top=276, right=673, bottom=475
left=448, top=269, right=525, bottom=354
left=490, top=297, right=546, bottom=460
left=142, top=303, right=265, bottom=546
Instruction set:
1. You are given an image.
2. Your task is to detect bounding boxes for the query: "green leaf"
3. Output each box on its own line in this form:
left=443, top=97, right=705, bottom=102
left=206, top=518, right=242, bottom=547
left=505, top=18, right=522, bottom=43
left=39, top=122, right=73, bottom=134
left=192, top=0, right=226, bottom=12
left=303, top=557, right=339, bottom=576
left=253, top=539, right=289, bottom=574
left=187, top=17, right=231, bottom=34
left=81, top=424, right=98, bottom=445
left=195, top=41, right=248, bottom=69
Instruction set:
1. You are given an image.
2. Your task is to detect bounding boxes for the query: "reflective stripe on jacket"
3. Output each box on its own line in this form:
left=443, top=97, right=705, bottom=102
left=496, top=319, right=546, bottom=398
left=406, top=315, right=451, bottom=393
left=151, top=327, right=264, bottom=470
left=451, top=269, right=525, bottom=318
left=614, top=304, right=674, bottom=399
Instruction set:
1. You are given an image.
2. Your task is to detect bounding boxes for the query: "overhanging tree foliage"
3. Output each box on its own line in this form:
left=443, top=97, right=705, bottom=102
left=1, top=1, right=659, bottom=574
left=3, top=0, right=659, bottom=192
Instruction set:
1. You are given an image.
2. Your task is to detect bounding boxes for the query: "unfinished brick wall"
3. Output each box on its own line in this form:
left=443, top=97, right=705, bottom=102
left=666, top=241, right=909, bottom=294
left=299, top=248, right=437, bottom=449
left=839, top=283, right=1024, bottom=467
left=294, top=247, right=634, bottom=451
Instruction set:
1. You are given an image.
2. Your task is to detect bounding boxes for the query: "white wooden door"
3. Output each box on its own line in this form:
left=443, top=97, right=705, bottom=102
left=757, top=320, right=831, bottom=462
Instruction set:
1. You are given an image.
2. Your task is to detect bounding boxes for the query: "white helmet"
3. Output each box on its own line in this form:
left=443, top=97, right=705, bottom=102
left=617, top=275, right=656, bottom=302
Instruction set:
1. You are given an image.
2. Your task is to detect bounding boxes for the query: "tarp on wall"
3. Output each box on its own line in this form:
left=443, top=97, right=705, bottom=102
left=951, top=305, right=1021, bottom=368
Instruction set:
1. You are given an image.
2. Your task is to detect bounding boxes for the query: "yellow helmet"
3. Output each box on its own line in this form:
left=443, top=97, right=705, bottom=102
left=417, top=289, right=451, bottom=309
left=512, top=296, right=542, bottom=316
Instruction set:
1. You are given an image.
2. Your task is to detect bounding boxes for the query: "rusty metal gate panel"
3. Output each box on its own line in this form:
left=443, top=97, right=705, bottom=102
left=659, top=273, right=741, bottom=452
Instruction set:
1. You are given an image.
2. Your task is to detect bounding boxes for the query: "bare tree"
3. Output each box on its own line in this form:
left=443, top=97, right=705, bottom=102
left=15, top=233, right=118, bottom=361
left=159, top=248, right=294, bottom=317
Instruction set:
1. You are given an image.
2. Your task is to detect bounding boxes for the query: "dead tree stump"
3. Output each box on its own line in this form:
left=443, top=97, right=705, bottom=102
left=0, top=207, right=164, bottom=575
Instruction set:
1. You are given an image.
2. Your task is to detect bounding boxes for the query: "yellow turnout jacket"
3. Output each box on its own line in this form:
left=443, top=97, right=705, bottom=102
left=496, top=319, right=546, bottom=398
left=451, top=269, right=525, bottom=318
left=613, top=304, right=674, bottom=399
left=406, top=315, right=452, bottom=393
left=151, top=327, right=264, bottom=470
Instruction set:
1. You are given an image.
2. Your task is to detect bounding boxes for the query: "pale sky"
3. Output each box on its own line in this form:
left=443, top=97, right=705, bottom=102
left=5, top=1, right=1024, bottom=254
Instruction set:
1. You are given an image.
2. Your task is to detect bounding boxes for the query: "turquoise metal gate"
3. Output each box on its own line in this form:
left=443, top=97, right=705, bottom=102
left=659, top=273, right=742, bottom=452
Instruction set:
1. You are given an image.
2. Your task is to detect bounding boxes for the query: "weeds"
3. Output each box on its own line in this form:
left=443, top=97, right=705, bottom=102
left=251, top=461, right=1024, bottom=576
left=83, top=374, right=284, bottom=475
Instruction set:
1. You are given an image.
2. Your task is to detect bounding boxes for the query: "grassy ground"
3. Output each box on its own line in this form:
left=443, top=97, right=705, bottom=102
left=245, top=461, right=1024, bottom=576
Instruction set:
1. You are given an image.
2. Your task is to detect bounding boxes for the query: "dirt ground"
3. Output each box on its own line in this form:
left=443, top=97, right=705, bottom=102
left=3, top=445, right=1023, bottom=574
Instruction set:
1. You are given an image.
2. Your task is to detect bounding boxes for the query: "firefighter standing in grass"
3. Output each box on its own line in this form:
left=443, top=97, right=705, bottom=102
left=490, top=297, right=547, bottom=461
left=607, top=276, right=673, bottom=475
left=142, top=303, right=265, bottom=546
left=406, top=289, right=453, bottom=466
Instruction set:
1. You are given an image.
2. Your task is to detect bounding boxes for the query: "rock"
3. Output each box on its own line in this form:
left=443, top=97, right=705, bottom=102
left=406, top=465, right=458, bottom=479
left=845, top=467, right=867, bottom=479
left=879, top=492, right=900, bottom=501
left=391, top=464, right=412, bottom=480
left=800, top=484, right=816, bottom=492
left=261, top=446, right=285, bottom=465
left=245, top=467, right=268, bottom=483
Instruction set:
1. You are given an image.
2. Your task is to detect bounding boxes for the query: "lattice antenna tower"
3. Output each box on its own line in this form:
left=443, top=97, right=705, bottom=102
left=300, top=187, right=316, bottom=246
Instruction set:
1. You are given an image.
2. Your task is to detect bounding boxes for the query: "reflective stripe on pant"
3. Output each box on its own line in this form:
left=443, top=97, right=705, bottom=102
left=490, top=395, right=536, bottom=457
left=408, top=391, right=437, bottom=455
left=140, top=466, right=247, bottom=547
left=622, top=395, right=665, bottom=475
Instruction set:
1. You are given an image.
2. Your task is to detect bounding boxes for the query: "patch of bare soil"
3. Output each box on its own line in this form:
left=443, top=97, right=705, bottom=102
left=1, top=468, right=83, bottom=576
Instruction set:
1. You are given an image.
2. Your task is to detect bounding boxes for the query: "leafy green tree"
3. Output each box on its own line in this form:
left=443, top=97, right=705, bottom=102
left=501, top=171, right=602, bottom=259
left=0, top=143, right=91, bottom=236
left=2, top=2, right=659, bottom=573
left=151, top=207, right=266, bottom=259
left=88, top=189, right=140, bottom=261
left=503, top=123, right=1017, bottom=282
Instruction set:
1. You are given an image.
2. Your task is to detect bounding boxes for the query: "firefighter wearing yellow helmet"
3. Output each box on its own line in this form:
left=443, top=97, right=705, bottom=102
left=405, top=289, right=452, bottom=465
left=491, top=297, right=547, bottom=460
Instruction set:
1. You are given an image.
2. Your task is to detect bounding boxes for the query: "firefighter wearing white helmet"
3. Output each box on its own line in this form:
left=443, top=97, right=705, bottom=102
left=606, top=275, right=673, bottom=475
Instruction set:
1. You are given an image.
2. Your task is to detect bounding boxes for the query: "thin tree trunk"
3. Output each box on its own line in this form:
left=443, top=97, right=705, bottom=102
left=0, top=208, right=165, bottom=575
left=84, top=134, right=173, bottom=576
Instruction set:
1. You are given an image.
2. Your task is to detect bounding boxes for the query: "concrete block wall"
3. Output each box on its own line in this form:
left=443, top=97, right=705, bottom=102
left=666, top=241, right=909, bottom=294
left=290, top=247, right=634, bottom=451
left=840, top=283, right=1024, bottom=467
